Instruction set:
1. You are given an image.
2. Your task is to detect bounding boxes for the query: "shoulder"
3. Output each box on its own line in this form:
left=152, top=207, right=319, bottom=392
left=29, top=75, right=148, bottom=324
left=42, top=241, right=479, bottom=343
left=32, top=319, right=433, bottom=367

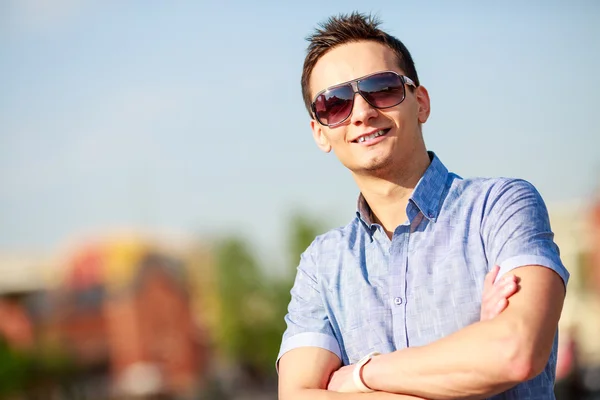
left=300, top=218, right=365, bottom=276
left=479, top=178, right=547, bottom=217
left=483, top=177, right=542, bottom=200
left=306, top=218, right=362, bottom=256
left=439, top=174, right=542, bottom=214
left=450, top=175, right=538, bottom=197
left=448, top=175, right=544, bottom=209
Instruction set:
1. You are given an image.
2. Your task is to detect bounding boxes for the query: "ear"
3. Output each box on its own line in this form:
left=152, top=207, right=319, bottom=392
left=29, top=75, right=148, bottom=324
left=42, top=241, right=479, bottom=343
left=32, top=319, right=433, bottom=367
left=415, top=86, right=431, bottom=124
left=310, top=119, right=332, bottom=153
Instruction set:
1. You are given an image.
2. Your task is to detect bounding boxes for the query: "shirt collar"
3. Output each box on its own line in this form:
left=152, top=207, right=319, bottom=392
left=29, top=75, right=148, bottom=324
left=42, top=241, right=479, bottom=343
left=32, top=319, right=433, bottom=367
left=410, top=151, right=449, bottom=222
left=356, top=151, right=449, bottom=229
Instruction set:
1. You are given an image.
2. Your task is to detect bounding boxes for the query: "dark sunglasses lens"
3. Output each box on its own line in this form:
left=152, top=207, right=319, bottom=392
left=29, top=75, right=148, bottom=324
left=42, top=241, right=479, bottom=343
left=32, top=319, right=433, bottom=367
left=314, top=85, right=354, bottom=126
left=359, top=72, right=405, bottom=108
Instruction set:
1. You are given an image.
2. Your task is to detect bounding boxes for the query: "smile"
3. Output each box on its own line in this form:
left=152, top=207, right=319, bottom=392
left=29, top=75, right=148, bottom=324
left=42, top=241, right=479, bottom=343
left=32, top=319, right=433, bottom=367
left=352, top=129, right=390, bottom=143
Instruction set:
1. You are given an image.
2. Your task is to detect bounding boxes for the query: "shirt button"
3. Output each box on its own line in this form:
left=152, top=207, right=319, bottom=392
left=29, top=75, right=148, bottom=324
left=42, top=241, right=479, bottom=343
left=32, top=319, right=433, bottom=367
left=394, top=297, right=403, bottom=305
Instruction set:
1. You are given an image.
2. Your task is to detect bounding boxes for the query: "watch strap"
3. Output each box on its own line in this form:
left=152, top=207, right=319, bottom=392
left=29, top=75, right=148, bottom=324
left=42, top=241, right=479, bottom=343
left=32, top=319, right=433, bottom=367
left=352, top=351, right=380, bottom=393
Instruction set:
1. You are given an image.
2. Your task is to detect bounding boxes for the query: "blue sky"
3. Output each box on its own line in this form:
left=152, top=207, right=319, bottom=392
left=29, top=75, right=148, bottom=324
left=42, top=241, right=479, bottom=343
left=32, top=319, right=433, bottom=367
left=1, top=0, right=599, bottom=262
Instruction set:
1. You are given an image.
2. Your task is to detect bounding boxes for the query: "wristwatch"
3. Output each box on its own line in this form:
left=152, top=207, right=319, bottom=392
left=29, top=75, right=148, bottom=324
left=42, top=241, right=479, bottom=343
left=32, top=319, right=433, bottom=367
left=353, top=351, right=380, bottom=392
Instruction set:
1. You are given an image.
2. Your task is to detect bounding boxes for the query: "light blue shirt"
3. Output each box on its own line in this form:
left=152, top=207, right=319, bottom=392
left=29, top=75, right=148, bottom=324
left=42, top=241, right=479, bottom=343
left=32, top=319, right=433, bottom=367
left=277, top=152, right=569, bottom=399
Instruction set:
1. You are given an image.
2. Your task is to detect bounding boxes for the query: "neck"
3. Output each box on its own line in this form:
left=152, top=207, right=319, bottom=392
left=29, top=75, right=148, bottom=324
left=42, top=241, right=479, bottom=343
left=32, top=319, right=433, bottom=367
left=354, top=151, right=431, bottom=238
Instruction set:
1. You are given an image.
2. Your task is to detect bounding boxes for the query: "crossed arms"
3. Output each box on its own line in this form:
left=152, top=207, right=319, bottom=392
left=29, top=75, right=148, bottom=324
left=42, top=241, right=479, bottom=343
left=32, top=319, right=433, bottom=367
left=279, top=265, right=565, bottom=400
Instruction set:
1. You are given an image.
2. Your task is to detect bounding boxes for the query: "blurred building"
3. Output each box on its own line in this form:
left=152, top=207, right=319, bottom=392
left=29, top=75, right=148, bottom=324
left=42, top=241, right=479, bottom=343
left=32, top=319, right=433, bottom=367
left=0, top=233, right=214, bottom=399
left=0, top=252, right=54, bottom=350
left=58, top=236, right=209, bottom=398
left=549, top=199, right=600, bottom=397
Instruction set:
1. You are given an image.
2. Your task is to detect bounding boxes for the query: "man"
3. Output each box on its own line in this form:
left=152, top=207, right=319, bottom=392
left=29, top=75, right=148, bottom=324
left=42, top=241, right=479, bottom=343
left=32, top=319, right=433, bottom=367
left=277, top=12, right=569, bottom=400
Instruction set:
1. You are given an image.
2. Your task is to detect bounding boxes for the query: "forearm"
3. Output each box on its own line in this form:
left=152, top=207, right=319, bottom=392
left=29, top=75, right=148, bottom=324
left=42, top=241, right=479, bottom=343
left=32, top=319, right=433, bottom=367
left=363, top=319, right=526, bottom=399
left=283, top=388, right=427, bottom=400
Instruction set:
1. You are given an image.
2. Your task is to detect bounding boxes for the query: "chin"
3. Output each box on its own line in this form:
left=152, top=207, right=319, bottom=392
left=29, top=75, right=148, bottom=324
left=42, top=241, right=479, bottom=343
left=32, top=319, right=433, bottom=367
left=352, top=157, right=395, bottom=175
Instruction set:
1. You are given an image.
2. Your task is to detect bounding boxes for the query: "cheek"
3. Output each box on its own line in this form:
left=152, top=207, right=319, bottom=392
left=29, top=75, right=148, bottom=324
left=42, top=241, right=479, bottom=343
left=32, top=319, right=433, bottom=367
left=326, top=129, right=348, bottom=146
left=380, top=110, right=404, bottom=130
left=388, top=103, right=418, bottom=128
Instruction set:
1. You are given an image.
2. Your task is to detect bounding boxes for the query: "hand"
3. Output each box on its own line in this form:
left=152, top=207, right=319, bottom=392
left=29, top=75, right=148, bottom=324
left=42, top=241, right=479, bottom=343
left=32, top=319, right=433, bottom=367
left=327, top=364, right=361, bottom=392
left=480, top=265, right=519, bottom=321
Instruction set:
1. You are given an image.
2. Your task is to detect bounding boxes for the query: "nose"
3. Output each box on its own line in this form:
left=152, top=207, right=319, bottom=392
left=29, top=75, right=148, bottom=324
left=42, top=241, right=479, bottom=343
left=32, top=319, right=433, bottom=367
left=350, top=92, right=378, bottom=125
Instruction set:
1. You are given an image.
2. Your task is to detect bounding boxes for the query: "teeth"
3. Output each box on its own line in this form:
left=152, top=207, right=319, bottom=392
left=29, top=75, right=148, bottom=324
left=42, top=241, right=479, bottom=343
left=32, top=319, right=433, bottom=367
left=357, top=130, right=385, bottom=143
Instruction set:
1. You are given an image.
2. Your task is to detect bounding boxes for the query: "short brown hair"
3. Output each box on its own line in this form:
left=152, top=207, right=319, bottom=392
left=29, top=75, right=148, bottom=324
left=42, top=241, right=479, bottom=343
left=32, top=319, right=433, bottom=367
left=301, top=12, right=420, bottom=117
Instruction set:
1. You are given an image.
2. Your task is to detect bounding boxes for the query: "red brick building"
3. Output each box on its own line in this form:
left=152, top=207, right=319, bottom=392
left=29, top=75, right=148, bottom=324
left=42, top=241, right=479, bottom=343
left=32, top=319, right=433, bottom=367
left=52, top=239, right=208, bottom=398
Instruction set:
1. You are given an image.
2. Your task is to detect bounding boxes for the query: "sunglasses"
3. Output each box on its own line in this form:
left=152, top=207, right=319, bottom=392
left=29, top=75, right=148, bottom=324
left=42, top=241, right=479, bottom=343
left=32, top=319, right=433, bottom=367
left=311, top=71, right=416, bottom=127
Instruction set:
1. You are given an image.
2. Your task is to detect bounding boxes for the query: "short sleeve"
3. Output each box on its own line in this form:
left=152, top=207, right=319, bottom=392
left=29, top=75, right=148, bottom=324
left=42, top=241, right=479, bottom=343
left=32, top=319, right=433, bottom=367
left=481, top=179, right=570, bottom=286
left=276, top=245, right=341, bottom=370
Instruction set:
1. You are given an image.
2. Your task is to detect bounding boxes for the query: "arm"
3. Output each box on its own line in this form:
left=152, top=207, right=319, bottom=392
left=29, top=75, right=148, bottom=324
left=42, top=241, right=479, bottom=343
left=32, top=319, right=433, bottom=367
left=360, top=265, right=564, bottom=399
left=357, top=180, right=568, bottom=399
left=279, top=347, right=426, bottom=400
left=287, top=267, right=517, bottom=399
left=326, top=266, right=519, bottom=397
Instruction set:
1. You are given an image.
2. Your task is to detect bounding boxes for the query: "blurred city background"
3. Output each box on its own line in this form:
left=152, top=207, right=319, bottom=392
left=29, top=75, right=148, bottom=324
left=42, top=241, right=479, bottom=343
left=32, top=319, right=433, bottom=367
left=1, top=1, right=599, bottom=399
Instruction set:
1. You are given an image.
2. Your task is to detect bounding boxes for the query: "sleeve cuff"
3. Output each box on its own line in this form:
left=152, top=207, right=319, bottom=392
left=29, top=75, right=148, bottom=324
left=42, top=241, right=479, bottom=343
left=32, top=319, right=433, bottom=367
left=495, top=255, right=570, bottom=288
left=276, top=332, right=342, bottom=373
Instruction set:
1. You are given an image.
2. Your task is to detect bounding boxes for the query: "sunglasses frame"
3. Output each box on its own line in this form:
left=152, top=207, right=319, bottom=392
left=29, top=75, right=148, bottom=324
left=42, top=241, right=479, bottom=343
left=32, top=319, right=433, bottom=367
left=311, top=70, right=417, bottom=127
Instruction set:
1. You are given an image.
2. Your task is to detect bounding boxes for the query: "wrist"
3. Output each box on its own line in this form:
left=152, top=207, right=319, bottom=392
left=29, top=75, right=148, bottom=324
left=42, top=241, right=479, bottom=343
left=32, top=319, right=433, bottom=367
left=361, top=351, right=380, bottom=390
left=353, top=351, right=380, bottom=392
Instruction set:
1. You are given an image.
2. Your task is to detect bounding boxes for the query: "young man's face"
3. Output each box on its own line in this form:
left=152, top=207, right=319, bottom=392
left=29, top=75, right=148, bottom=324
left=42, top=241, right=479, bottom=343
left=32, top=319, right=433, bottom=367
left=309, top=41, right=430, bottom=177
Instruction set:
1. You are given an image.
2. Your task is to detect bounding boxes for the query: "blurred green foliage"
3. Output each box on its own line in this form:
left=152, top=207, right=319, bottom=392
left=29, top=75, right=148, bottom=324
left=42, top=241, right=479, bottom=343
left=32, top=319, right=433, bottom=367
left=0, top=339, right=31, bottom=394
left=213, top=212, right=324, bottom=379
left=0, top=339, right=75, bottom=397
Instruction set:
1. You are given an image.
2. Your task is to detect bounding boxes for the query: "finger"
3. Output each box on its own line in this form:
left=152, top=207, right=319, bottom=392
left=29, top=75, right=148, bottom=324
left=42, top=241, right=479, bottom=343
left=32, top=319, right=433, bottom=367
left=483, top=268, right=509, bottom=304
left=499, top=274, right=517, bottom=285
left=482, top=278, right=516, bottom=319
left=494, top=298, right=508, bottom=315
left=482, top=267, right=501, bottom=305
left=485, top=297, right=509, bottom=321
left=481, top=293, right=499, bottom=321
left=501, top=280, right=518, bottom=297
left=481, top=302, right=496, bottom=321
left=483, top=265, right=501, bottom=293
left=490, top=279, right=517, bottom=305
